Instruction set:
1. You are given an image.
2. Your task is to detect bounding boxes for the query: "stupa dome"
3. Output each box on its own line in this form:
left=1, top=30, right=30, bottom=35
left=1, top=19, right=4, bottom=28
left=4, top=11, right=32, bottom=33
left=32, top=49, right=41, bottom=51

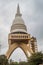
left=10, top=4, right=27, bottom=33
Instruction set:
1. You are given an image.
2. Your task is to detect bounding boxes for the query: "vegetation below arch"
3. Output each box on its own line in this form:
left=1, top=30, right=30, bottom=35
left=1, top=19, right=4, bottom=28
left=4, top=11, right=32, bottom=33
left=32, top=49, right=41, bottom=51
left=0, top=52, right=43, bottom=65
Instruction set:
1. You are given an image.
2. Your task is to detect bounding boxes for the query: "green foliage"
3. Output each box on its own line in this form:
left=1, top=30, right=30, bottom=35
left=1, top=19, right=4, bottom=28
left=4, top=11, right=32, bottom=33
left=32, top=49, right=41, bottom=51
left=0, top=55, right=9, bottom=65
left=19, top=61, right=28, bottom=65
left=0, top=52, right=43, bottom=65
left=10, top=62, right=19, bottom=65
left=9, top=61, right=28, bottom=65
left=28, top=52, right=43, bottom=65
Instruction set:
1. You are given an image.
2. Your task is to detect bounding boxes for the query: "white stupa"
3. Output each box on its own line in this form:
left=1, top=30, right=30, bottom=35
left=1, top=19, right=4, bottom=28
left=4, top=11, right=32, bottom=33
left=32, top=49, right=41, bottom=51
left=10, top=4, right=27, bottom=33
left=5, top=4, right=38, bottom=59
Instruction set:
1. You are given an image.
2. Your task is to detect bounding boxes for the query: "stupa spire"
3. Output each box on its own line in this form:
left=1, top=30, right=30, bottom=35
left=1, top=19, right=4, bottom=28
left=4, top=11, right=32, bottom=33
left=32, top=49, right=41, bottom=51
left=17, top=4, right=20, bottom=14
left=16, top=4, right=22, bottom=16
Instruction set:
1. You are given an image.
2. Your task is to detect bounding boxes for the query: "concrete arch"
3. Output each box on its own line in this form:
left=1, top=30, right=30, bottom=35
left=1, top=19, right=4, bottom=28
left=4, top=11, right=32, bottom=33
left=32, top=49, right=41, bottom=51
left=5, top=43, right=33, bottom=59
left=5, top=43, right=18, bottom=59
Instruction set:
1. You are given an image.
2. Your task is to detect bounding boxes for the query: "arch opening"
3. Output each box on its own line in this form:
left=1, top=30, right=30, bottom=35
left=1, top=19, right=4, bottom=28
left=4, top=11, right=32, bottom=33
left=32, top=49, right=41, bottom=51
left=5, top=43, right=32, bottom=60
left=9, top=47, right=28, bottom=62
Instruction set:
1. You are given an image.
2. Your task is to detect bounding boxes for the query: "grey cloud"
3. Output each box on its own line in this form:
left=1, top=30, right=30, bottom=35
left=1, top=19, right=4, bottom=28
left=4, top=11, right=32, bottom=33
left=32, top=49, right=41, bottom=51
left=34, top=0, right=43, bottom=12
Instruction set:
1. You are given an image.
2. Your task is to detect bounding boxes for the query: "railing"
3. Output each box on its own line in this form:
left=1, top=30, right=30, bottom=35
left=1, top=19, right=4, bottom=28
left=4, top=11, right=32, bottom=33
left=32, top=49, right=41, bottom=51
left=8, top=34, right=30, bottom=40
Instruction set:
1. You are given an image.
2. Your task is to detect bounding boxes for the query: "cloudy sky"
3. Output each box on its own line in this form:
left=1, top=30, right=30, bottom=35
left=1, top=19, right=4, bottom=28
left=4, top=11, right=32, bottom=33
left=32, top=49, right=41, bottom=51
left=0, top=0, right=43, bottom=62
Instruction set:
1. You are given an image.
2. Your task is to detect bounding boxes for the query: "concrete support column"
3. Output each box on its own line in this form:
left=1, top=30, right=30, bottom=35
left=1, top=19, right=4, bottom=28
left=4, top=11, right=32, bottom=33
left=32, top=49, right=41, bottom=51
left=8, top=39, right=11, bottom=48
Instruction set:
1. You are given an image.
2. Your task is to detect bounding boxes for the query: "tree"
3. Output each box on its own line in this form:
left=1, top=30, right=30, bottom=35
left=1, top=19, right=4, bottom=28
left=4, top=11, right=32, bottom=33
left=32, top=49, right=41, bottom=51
left=19, top=61, right=29, bottom=65
left=0, top=55, right=9, bottom=65
left=10, top=62, right=19, bottom=65
left=28, top=52, right=43, bottom=65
